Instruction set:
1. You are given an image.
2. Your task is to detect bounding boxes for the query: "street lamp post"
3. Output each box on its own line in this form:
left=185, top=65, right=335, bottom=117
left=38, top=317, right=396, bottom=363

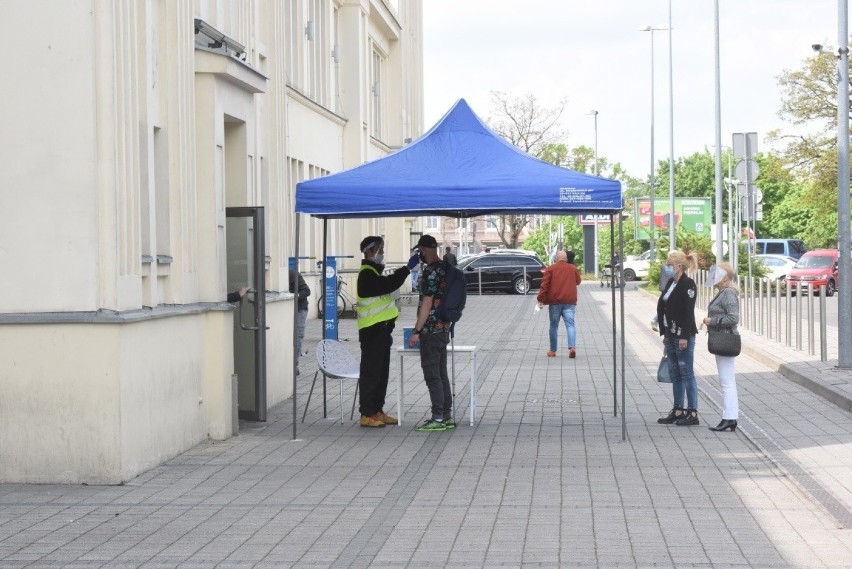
left=837, top=0, right=851, bottom=368
left=813, top=4, right=852, bottom=368
left=667, top=0, right=676, bottom=251
left=589, top=110, right=600, bottom=279
left=641, top=25, right=669, bottom=262
left=713, top=0, right=725, bottom=263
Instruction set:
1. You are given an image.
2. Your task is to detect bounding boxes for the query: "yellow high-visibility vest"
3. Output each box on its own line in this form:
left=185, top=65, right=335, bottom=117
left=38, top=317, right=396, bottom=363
left=356, top=265, right=399, bottom=329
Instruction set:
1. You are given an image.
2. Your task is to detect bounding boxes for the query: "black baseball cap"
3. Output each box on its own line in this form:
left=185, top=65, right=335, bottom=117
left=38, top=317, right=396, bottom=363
left=413, top=234, right=438, bottom=250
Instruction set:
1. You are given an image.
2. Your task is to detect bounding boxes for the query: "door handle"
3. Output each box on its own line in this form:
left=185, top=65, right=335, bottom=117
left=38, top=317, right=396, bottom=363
left=238, top=291, right=260, bottom=331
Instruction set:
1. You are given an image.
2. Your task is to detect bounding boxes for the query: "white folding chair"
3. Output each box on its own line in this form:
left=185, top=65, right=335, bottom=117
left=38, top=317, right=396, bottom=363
left=301, top=339, right=360, bottom=424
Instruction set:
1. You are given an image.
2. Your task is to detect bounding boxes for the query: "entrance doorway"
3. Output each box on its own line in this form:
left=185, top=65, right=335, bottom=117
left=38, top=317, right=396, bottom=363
left=226, top=207, right=267, bottom=421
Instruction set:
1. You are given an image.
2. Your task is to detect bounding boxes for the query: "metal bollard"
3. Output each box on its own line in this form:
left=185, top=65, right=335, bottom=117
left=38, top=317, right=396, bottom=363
left=477, top=268, right=483, bottom=296
left=807, top=284, right=815, bottom=355
left=767, top=280, right=773, bottom=340
left=786, top=282, right=792, bottom=347
left=775, top=281, right=781, bottom=342
left=758, top=278, right=765, bottom=336
left=795, top=282, right=802, bottom=351
left=819, top=285, right=828, bottom=361
left=523, top=265, right=528, bottom=295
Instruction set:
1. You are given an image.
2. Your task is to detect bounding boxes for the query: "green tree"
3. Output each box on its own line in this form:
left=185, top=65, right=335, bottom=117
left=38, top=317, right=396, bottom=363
left=522, top=216, right=584, bottom=263
left=655, top=149, right=723, bottom=199
left=770, top=49, right=851, bottom=246
left=539, top=143, right=569, bottom=167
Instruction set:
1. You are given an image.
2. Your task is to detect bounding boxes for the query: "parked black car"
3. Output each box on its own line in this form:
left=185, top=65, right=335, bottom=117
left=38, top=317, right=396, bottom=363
left=458, top=252, right=545, bottom=294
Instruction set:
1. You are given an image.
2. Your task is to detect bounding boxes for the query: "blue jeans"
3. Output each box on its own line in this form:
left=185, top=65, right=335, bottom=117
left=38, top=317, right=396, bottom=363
left=664, top=332, right=698, bottom=409
left=548, top=304, right=577, bottom=352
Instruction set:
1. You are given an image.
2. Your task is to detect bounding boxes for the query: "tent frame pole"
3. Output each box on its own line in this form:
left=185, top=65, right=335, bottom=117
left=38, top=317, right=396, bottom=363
left=611, top=218, right=617, bottom=417
left=619, top=215, right=626, bottom=441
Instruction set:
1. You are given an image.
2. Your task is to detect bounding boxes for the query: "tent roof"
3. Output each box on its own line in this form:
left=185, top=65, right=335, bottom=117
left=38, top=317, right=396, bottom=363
left=295, top=99, right=622, bottom=219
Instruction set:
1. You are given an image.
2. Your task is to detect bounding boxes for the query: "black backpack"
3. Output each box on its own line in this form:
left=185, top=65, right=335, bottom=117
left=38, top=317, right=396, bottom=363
left=435, top=262, right=467, bottom=323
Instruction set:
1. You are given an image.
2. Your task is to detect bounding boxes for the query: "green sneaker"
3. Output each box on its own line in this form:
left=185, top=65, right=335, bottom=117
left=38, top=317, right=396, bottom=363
left=414, top=419, right=448, bottom=432
left=442, top=419, right=456, bottom=429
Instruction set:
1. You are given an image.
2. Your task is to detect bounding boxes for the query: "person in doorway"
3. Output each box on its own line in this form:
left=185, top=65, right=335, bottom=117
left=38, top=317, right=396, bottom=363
left=408, top=234, right=453, bottom=432
left=608, top=252, right=621, bottom=288
left=410, top=260, right=421, bottom=291
left=289, top=271, right=311, bottom=375
left=537, top=250, right=582, bottom=358
left=356, top=236, right=420, bottom=428
left=656, top=250, right=700, bottom=426
left=703, top=262, right=741, bottom=432
left=443, top=246, right=458, bottom=267
left=227, top=287, right=249, bottom=303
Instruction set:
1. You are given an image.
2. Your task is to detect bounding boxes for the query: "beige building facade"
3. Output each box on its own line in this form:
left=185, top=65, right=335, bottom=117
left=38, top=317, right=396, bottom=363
left=0, top=0, right=423, bottom=484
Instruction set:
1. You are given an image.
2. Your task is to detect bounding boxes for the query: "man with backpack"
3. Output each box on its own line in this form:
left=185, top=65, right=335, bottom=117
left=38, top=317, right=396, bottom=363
left=408, top=234, right=459, bottom=432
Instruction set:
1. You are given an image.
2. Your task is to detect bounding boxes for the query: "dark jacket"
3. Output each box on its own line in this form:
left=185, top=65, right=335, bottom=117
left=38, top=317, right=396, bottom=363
left=357, top=259, right=410, bottom=299
left=288, top=272, right=311, bottom=311
left=443, top=252, right=458, bottom=266
left=657, top=275, right=698, bottom=339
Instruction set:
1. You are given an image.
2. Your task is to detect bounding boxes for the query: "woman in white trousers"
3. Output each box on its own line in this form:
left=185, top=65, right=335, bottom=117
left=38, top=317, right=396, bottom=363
left=703, top=262, right=740, bottom=432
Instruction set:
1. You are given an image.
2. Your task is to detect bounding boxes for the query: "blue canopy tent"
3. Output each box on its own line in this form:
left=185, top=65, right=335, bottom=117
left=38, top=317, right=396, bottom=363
left=291, top=99, right=628, bottom=438
left=296, top=99, right=622, bottom=218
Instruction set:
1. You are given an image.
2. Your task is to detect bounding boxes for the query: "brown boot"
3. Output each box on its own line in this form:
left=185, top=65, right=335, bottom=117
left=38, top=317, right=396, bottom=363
left=377, top=411, right=398, bottom=425
left=359, top=414, right=385, bottom=428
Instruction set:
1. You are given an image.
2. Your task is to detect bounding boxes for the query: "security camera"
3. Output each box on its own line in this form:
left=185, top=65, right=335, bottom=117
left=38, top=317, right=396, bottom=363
left=812, top=44, right=824, bottom=52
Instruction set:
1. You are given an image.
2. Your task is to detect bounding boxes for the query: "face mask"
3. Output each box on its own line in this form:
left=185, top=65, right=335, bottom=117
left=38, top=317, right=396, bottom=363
left=371, top=253, right=384, bottom=264
left=418, top=252, right=426, bottom=263
left=662, top=264, right=675, bottom=279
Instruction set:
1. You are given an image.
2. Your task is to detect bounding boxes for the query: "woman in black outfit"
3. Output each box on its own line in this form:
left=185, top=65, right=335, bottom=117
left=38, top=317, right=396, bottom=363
left=656, top=250, right=700, bottom=426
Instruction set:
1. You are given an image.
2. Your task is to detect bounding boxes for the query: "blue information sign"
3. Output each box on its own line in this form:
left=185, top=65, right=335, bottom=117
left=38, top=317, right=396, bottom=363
left=323, top=257, right=338, bottom=340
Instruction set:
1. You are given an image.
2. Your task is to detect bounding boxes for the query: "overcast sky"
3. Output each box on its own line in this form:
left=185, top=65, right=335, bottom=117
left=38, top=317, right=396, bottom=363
left=423, top=0, right=841, bottom=180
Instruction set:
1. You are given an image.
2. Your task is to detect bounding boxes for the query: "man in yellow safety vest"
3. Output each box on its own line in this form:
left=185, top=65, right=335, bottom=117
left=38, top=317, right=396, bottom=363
left=356, top=236, right=420, bottom=427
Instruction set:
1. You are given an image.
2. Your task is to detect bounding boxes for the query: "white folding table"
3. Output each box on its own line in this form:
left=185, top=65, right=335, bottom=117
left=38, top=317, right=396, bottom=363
left=396, top=345, right=478, bottom=426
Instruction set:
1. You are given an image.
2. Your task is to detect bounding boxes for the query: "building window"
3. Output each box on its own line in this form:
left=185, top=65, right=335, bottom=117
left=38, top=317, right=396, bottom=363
left=306, top=0, right=330, bottom=106
left=424, top=216, right=439, bottom=230
left=370, top=48, right=384, bottom=139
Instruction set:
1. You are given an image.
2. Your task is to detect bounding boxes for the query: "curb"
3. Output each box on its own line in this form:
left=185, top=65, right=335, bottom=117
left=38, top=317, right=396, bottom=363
left=776, top=361, right=852, bottom=414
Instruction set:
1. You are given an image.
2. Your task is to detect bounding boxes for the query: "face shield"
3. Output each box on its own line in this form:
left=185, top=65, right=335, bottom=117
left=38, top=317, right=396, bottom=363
left=707, top=265, right=727, bottom=287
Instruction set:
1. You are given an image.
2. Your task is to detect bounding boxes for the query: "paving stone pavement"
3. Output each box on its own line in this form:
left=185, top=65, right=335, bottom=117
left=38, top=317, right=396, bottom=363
left=1, top=285, right=852, bottom=568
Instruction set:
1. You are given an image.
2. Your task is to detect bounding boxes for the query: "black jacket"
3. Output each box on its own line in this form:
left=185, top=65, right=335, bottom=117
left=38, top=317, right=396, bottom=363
left=289, top=272, right=311, bottom=311
left=357, top=259, right=410, bottom=299
left=657, top=275, right=698, bottom=339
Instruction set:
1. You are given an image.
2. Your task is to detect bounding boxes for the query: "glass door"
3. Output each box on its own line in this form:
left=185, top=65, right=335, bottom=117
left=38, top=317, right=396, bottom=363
left=226, top=207, right=267, bottom=422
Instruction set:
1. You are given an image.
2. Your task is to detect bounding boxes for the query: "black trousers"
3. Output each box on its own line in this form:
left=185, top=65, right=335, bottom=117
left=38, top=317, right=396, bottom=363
left=358, top=319, right=395, bottom=416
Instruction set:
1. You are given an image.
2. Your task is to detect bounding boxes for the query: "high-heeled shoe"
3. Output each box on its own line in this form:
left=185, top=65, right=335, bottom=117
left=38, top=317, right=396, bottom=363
left=709, top=419, right=737, bottom=432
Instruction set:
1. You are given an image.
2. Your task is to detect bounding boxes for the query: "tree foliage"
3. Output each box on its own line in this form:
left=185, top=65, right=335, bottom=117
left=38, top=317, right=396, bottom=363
left=769, top=50, right=851, bottom=246
left=522, top=216, right=584, bottom=263
left=488, top=92, right=568, bottom=248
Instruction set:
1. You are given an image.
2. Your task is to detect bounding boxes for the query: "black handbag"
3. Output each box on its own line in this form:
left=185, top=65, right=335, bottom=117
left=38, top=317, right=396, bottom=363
left=708, top=329, right=741, bottom=357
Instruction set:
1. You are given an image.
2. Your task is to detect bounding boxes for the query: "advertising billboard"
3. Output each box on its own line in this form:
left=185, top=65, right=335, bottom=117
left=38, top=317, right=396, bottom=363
left=633, top=197, right=711, bottom=240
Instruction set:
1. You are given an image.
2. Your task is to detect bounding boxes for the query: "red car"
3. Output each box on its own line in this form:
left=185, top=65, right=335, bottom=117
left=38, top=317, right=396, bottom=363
left=785, top=249, right=840, bottom=296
